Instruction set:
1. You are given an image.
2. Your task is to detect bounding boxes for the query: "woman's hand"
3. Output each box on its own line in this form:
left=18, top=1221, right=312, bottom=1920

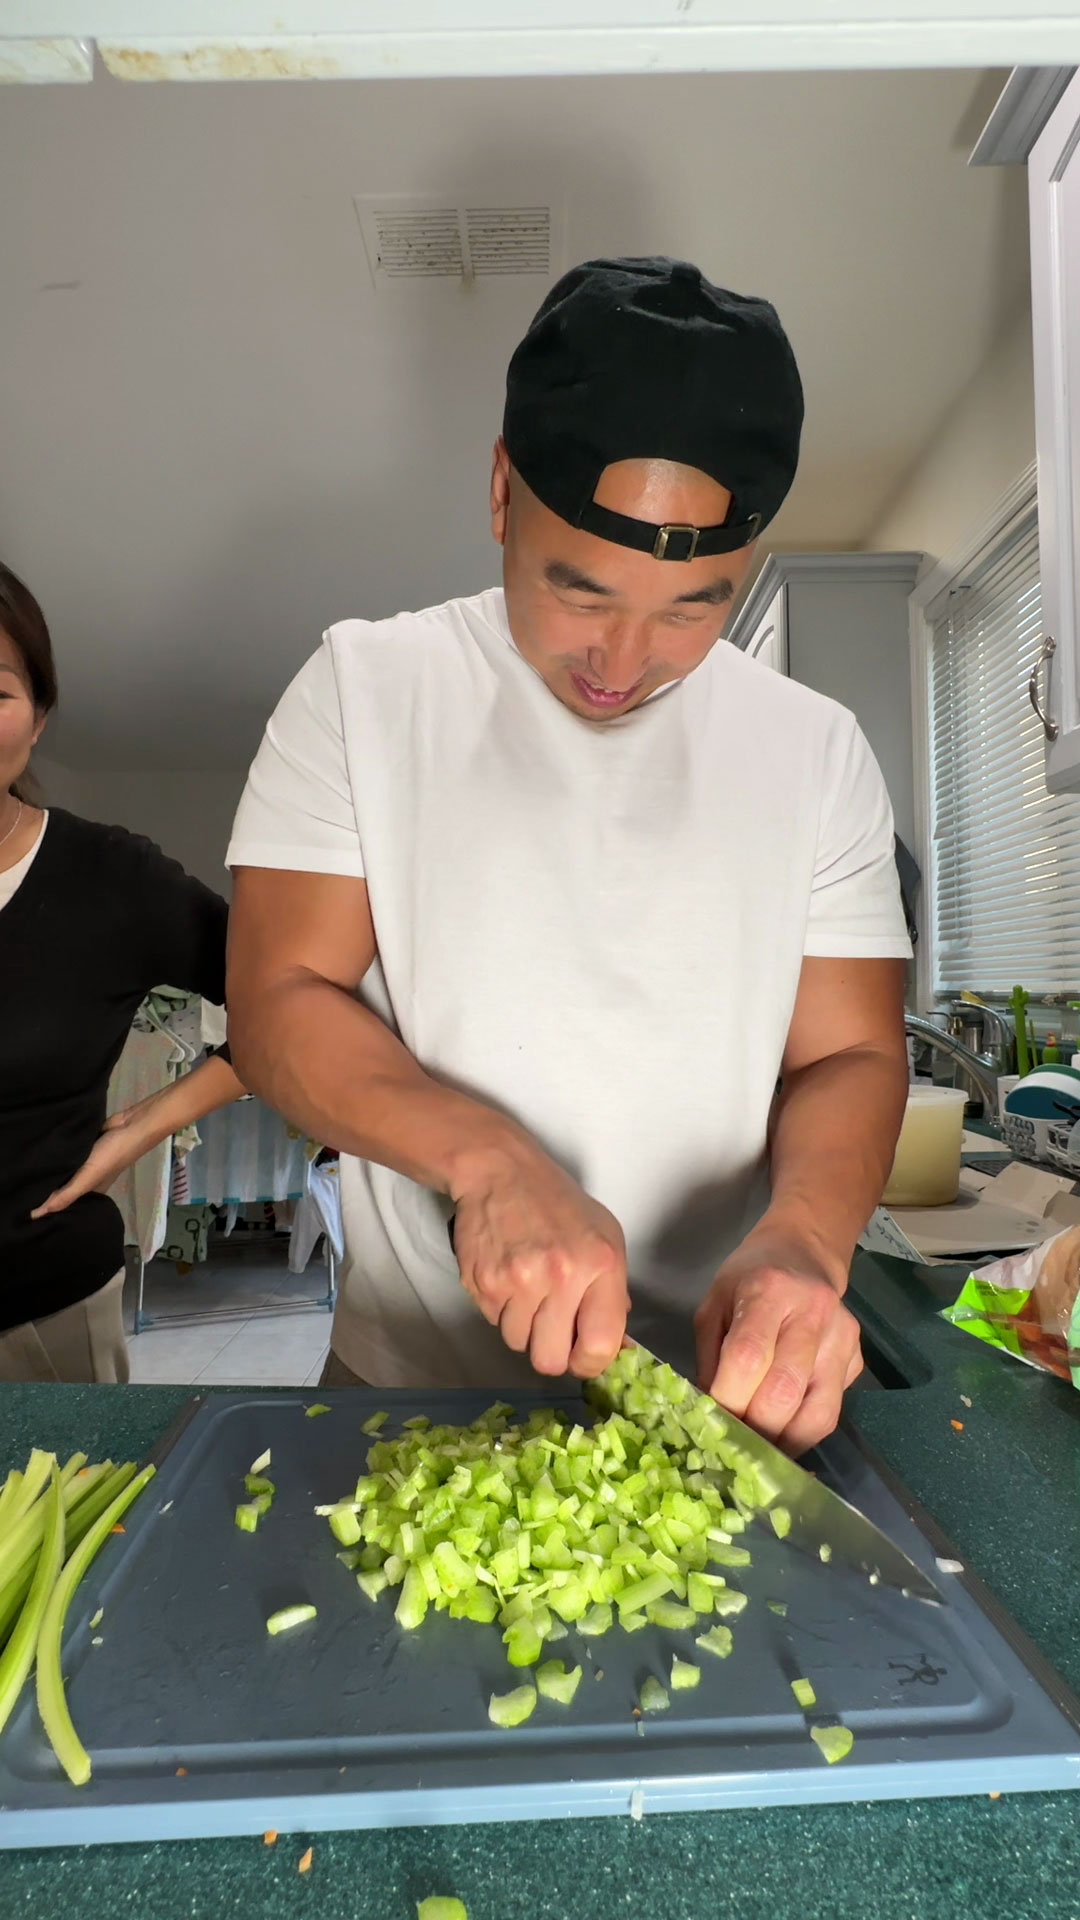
left=30, top=1108, right=153, bottom=1217
left=30, top=1051, right=247, bottom=1219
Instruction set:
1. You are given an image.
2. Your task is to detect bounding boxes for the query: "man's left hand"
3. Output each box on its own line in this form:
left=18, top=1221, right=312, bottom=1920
left=693, top=1226, right=863, bottom=1455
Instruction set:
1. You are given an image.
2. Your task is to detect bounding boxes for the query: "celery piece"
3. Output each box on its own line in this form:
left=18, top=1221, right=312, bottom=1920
left=8, top=1450, right=54, bottom=1526
left=646, top=1600, right=698, bottom=1632
left=670, top=1657, right=701, bottom=1692
left=0, top=1470, right=23, bottom=1533
left=249, top=1451, right=271, bottom=1475
left=252, top=1492, right=274, bottom=1517
left=416, top=1899, right=469, bottom=1919
left=235, top=1503, right=260, bottom=1534
left=639, top=1676, right=670, bottom=1713
left=403, top=1416, right=430, bottom=1432
left=503, top=1616, right=544, bottom=1668
left=766, top=1601, right=788, bottom=1617
left=536, top=1659, right=583, bottom=1705
left=818, top=1544, right=833, bottom=1564
left=709, top=1545, right=752, bottom=1568
left=88, top=1609, right=103, bottom=1630
left=696, top=1625, right=734, bottom=1660
left=791, top=1677, right=817, bottom=1709
left=330, top=1508, right=362, bottom=1547
left=810, top=1723, right=854, bottom=1765
left=686, top=1574, right=715, bottom=1617
left=462, top=1587, right=498, bottom=1625
left=361, top=1410, right=389, bottom=1436
left=710, top=1589, right=749, bottom=1620
left=0, top=1463, right=64, bottom=1738
left=36, top=1465, right=155, bottom=1787
left=620, top=1611, right=647, bottom=1634
left=544, top=1618, right=569, bottom=1643
left=577, top=1603, right=612, bottom=1637
left=357, top=1570, right=389, bottom=1603
left=266, top=1604, right=317, bottom=1635
left=305, top=1405, right=331, bottom=1419
left=615, top=1573, right=673, bottom=1616
left=395, top=1565, right=429, bottom=1631
left=769, top=1506, right=792, bottom=1541
left=245, top=1475, right=275, bottom=1497
left=488, top=1684, right=537, bottom=1728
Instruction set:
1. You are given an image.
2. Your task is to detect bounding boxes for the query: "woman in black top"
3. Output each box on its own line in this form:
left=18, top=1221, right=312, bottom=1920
left=0, top=565, right=246, bottom=1382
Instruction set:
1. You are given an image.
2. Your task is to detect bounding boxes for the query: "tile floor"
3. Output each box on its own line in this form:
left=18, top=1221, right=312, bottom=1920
left=123, top=1231, right=333, bottom=1387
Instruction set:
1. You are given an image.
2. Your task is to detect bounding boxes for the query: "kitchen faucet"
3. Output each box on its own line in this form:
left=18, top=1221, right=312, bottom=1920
left=903, top=1012, right=1002, bottom=1123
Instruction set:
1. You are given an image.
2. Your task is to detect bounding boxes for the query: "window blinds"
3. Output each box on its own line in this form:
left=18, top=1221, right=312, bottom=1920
left=928, top=508, right=1080, bottom=997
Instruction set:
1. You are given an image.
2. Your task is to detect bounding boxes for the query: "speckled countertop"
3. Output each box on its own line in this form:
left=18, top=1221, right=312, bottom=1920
left=2, top=1248, right=1080, bottom=1920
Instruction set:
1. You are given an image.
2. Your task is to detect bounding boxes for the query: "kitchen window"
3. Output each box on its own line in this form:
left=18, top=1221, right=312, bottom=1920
left=919, top=484, right=1080, bottom=1000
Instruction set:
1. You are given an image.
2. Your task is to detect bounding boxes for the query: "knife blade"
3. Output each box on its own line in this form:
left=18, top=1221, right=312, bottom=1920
left=588, top=1342, right=942, bottom=1607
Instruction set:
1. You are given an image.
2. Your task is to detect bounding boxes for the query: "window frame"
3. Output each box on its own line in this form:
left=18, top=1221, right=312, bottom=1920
left=909, top=458, right=1040, bottom=1012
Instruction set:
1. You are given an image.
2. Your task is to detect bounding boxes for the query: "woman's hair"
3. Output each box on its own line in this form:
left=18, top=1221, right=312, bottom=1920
left=0, top=564, right=58, bottom=803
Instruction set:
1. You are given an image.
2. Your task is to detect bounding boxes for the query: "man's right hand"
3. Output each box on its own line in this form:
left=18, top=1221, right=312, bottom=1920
left=450, top=1148, right=629, bottom=1380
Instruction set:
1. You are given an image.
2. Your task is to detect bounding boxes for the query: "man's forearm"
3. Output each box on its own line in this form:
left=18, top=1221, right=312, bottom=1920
left=752, top=1045, right=908, bottom=1289
left=229, top=974, right=536, bottom=1200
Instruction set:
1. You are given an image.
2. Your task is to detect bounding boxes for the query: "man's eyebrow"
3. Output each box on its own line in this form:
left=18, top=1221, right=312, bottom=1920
left=672, top=577, right=736, bottom=607
left=544, top=560, right=617, bottom=597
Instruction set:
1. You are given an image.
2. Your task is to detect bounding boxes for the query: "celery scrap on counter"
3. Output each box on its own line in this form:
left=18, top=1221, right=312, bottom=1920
left=417, top=1900, right=470, bottom=1920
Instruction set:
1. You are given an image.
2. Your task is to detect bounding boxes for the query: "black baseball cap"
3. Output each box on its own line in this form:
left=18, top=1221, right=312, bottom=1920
left=503, top=256, right=804, bottom=563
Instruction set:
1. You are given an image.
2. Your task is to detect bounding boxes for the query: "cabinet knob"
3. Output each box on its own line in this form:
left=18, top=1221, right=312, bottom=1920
left=1029, top=633, right=1059, bottom=741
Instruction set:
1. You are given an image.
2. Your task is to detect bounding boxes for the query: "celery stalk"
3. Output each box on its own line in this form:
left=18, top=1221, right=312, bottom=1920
left=36, top=1465, right=155, bottom=1786
left=0, top=1463, right=64, bottom=1737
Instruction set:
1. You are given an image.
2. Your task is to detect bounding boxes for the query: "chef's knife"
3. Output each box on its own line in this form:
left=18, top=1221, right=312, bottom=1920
left=589, top=1342, right=943, bottom=1606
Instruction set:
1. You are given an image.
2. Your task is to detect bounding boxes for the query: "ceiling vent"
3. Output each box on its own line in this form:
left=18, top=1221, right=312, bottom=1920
left=355, top=198, right=555, bottom=287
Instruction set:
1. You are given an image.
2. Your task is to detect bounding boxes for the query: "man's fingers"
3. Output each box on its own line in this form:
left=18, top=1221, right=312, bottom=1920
left=779, top=1314, right=863, bottom=1456
left=706, top=1292, right=786, bottom=1417
left=527, top=1288, right=579, bottom=1378
left=498, top=1293, right=537, bottom=1355
left=567, top=1274, right=627, bottom=1379
left=741, top=1315, right=823, bottom=1443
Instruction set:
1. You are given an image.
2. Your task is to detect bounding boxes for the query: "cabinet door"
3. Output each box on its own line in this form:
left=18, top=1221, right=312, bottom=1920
left=1029, top=70, right=1080, bottom=790
left=741, top=584, right=788, bottom=673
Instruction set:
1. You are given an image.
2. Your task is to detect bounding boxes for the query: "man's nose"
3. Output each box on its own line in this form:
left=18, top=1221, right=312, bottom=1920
left=587, top=624, right=649, bottom=688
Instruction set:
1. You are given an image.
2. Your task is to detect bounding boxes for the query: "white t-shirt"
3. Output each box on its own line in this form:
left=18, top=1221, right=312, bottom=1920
left=227, top=588, right=910, bottom=1388
left=0, top=813, right=48, bottom=912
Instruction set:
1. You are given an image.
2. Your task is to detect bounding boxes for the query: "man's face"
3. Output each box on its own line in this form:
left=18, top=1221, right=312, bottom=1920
left=491, top=440, right=759, bottom=721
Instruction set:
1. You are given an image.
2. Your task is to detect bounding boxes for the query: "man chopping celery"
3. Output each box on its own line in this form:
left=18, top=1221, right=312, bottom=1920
left=226, top=256, right=910, bottom=1454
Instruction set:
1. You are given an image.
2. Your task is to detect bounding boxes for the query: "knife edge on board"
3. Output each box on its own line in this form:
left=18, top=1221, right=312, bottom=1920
left=585, top=1342, right=943, bottom=1607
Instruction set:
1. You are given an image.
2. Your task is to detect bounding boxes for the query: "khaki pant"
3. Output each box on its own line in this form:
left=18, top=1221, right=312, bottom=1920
left=0, top=1270, right=130, bottom=1384
left=319, top=1348, right=371, bottom=1389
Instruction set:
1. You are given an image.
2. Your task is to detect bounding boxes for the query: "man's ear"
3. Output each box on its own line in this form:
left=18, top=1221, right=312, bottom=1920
left=490, top=436, right=512, bottom=548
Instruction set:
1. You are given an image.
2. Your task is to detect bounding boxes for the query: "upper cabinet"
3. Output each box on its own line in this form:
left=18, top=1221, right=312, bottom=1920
left=1028, top=69, right=1080, bottom=790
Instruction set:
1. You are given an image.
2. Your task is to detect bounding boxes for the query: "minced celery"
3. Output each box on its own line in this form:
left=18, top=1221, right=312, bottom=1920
left=488, top=1684, right=537, bottom=1727
left=791, top=1678, right=817, bottom=1708
left=266, top=1604, right=317, bottom=1635
left=670, top=1657, right=700, bottom=1691
left=811, top=1724, right=854, bottom=1764
left=536, top=1659, right=583, bottom=1705
left=639, top=1676, right=670, bottom=1713
left=416, top=1900, right=469, bottom=1919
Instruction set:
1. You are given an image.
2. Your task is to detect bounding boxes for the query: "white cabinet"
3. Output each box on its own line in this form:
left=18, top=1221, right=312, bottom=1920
left=1029, top=69, right=1080, bottom=791
left=728, top=551, right=923, bottom=852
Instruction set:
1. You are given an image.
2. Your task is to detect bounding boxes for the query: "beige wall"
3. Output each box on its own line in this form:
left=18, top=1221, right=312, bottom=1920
left=32, top=756, right=241, bottom=895
left=864, top=303, right=1035, bottom=567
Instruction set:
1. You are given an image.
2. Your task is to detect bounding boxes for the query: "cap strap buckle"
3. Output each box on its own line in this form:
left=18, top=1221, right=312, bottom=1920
left=652, top=523, right=700, bottom=562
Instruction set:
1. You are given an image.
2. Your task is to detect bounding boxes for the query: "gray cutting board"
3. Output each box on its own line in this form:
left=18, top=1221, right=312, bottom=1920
left=1, top=1386, right=1078, bottom=1847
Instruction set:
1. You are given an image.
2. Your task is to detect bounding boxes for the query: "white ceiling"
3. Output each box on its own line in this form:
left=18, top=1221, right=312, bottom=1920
left=0, top=63, right=1029, bottom=770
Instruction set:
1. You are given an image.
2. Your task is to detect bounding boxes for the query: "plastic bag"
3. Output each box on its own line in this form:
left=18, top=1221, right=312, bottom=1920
left=941, top=1224, right=1080, bottom=1386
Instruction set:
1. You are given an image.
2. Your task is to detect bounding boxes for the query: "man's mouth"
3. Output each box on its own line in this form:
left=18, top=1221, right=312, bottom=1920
left=569, top=671, right=643, bottom=710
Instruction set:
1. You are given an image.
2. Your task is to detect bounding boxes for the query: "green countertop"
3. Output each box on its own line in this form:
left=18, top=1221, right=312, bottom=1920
left=2, top=1250, right=1080, bottom=1920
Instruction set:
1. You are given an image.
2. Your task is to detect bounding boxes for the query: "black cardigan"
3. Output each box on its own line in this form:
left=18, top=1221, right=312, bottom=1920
left=0, top=809, right=229, bottom=1330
